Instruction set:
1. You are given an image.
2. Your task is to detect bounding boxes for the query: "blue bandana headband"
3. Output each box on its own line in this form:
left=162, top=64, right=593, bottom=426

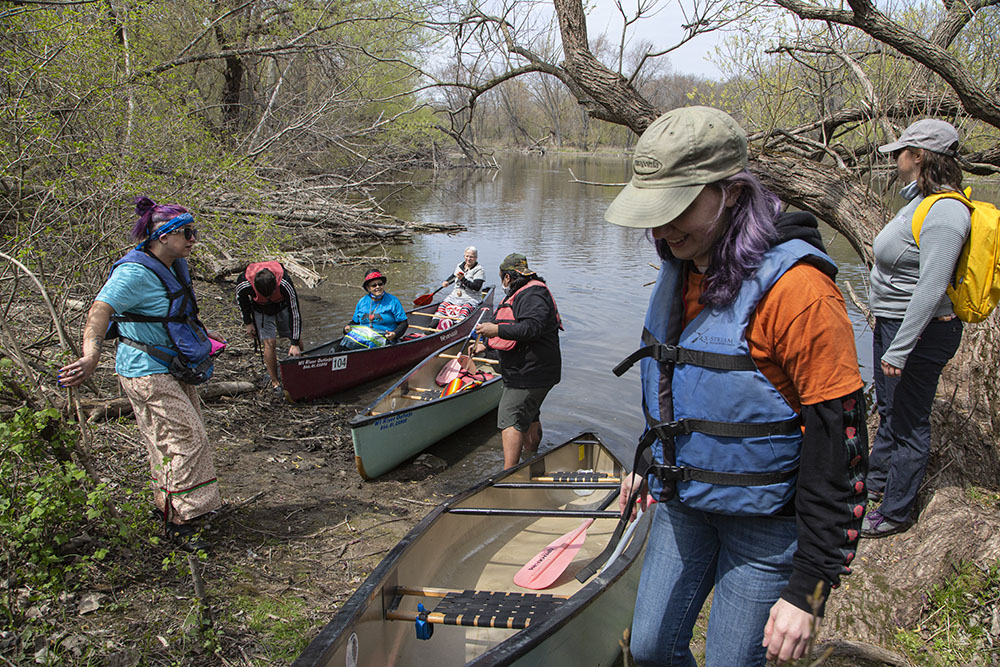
left=137, top=213, right=194, bottom=249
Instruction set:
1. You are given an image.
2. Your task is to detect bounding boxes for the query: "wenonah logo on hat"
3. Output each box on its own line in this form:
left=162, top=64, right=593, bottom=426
left=633, top=156, right=662, bottom=175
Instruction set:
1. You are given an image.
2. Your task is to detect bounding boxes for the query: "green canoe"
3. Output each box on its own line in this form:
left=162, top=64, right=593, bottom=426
left=349, top=320, right=504, bottom=480
left=294, top=432, right=651, bottom=667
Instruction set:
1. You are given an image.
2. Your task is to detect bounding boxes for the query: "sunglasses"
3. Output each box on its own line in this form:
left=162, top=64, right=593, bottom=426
left=170, top=227, right=198, bottom=240
left=368, top=281, right=385, bottom=288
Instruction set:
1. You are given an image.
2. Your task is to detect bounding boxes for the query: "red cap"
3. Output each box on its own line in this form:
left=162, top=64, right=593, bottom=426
left=363, top=270, right=386, bottom=289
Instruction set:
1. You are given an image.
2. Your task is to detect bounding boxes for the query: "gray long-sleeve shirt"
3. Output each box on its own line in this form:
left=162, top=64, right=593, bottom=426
left=869, top=182, right=970, bottom=368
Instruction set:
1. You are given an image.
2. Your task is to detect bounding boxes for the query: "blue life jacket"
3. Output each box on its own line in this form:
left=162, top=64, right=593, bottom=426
left=106, top=250, right=214, bottom=385
left=615, top=240, right=837, bottom=516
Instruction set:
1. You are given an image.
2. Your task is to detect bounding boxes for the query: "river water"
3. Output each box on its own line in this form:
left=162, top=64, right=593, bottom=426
left=296, top=153, right=875, bottom=487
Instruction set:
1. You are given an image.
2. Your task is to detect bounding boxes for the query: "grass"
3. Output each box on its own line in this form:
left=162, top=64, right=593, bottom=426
left=895, top=560, right=1000, bottom=665
left=230, top=594, right=313, bottom=663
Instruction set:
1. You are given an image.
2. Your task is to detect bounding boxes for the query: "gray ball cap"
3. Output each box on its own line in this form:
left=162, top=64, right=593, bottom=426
left=605, top=106, right=748, bottom=229
left=877, top=119, right=959, bottom=157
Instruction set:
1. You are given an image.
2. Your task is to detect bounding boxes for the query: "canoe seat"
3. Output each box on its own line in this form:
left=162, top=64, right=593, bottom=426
left=387, top=587, right=567, bottom=629
left=532, top=472, right=621, bottom=483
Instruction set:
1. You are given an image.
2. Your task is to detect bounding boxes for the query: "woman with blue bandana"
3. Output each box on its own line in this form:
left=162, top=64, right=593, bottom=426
left=59, top=196, right=225, bottom=551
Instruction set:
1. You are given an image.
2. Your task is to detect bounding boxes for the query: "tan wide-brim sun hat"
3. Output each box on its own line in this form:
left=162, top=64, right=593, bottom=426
left=604, top=106, right=748, bottom=229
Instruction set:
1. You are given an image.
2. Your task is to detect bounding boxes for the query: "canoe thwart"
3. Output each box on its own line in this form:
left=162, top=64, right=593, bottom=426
left=386, top=587, right=568, bottom=629
left=531, top=473, right=621, bottom=483
left=439, top=353, right=499, bottom=365
left=446, top=507, right=621, bottom=519
left=409, top=324, right=438, bottom=332
left=491, top=482, right=621, bottom=489
left=410, top=311, right=462, bottom=320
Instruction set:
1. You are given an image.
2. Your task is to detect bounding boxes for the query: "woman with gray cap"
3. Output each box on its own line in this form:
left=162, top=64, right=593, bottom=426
left=604, top=106, right=867, bottom=665
left=863, top=119, right=969, bottom=538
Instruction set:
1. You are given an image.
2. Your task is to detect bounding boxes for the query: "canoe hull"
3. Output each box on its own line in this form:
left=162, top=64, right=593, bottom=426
left=280, top=289, right=494, bottom=402
left=352, top=379, right=503, bottom=479
left=293, top=433, right=650, bottom=667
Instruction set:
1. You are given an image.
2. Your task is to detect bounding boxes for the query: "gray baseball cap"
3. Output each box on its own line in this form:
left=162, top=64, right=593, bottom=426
left=877, top=119, right=959, bottom=157
left=604, top=106, right=748, bottom=229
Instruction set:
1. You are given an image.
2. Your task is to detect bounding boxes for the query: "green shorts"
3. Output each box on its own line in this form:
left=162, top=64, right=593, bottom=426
left=497, top=385, right=553, bottom=432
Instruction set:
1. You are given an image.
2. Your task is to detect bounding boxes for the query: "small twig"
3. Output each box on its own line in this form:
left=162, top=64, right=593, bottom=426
left=393, top=497, right=437, bottom=507
left=566, top=167, right=627, bottom=187
left=186, top=553, right=213, bottom=626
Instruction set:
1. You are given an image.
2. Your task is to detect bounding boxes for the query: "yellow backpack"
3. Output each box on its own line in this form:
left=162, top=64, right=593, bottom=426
left=912, top=188, right=1000, bottom=323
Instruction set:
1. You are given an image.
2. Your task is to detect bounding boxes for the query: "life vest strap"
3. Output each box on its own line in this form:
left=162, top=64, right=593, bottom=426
left=641, top=415, right=801, bottom=446
left=613, top=342, right=757, bottom=377
left=112, top=311, right=189, bottom=324
left=649, top=464, right=796, bottom=487
left=118, top=336, right=176, bottom=365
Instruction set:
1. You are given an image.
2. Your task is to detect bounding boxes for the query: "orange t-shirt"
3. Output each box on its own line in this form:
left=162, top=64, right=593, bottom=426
left=684, top=263, right=863, bottom=412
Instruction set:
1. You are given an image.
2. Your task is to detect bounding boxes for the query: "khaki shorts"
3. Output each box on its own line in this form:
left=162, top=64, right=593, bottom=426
left=497, top=385, right=553, bottom=432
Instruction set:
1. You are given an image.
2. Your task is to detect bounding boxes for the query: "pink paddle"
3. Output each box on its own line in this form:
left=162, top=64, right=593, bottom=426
left=514, top=518, right=594, bottom=590
left=514, top=488, right=623, bottom=590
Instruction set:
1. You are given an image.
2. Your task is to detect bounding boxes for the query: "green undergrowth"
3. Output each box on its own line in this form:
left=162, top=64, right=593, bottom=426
left=229, top=594, right=312, bottom=662
left=895, top=560, right=1000, bottom=665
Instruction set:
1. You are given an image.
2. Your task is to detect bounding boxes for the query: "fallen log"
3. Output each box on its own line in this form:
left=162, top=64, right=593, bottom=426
left=82, top=381, right=255, bottom=423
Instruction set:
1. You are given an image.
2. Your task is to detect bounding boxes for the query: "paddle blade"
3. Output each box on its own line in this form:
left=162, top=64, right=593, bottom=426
left=413, top=293, right=433, bottom=306
left=514, top=519, right=594, bottom=590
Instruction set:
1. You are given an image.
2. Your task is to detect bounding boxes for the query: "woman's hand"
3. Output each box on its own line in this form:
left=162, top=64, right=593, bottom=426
left=619, top=472, right=648, bottom=521
left=244, top=323, right=256, bottom=337
left=881, top=359, right=902, bottom=378
left=383, top=331, right=396, bottom=341
left=58, top=355, right=99, bottom=388
left=58, top=300, right=114, bottom=388
left=288, top=344, right=301, bottom=357
left=763, top=599, right=816, bottom=664
left=207, top=330, right=226, bottom=343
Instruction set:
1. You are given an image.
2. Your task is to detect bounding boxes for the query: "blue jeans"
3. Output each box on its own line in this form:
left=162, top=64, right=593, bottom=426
left=630, top=499, right=798, bottom=667
left=868, top=316, right=962, bottom=523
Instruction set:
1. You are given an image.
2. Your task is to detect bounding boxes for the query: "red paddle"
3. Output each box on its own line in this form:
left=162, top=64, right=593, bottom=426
left=413, top=276, right=455, bottom=306
left=513, top=490, right=619, bottom=590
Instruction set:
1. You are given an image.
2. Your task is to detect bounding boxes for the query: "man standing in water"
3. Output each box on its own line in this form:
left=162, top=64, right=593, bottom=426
left=475, top=253, right=563, bottom=468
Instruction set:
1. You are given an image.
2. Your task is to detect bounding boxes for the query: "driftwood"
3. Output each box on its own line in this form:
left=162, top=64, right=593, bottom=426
left=82, top=381, right=255, bottom=422
left=815, top=639, right=909, bottom=666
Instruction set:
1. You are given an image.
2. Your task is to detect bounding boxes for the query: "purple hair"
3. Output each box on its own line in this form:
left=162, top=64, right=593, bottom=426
left=131, top=196, right=190, bottom=241
left=654, top=170, right=780, bottom=307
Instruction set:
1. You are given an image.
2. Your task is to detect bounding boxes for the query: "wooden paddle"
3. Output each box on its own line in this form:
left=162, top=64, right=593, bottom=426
left=513, top=489, right=619, bottom=590
left=413, top=276, right=455, bottom=306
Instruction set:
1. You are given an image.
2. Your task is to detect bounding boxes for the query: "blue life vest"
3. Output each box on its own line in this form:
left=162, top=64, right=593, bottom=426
left=106, top=250, right=214, bottom=385
left=616, top=240, right=837, bottom=516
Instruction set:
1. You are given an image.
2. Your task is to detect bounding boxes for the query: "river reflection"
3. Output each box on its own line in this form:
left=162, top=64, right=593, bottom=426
left=296, top=153, right=873, bottom=485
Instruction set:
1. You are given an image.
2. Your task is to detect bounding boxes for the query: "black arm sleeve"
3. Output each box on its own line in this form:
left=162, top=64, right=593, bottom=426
left=235, top=282, right=255, bottom=325
left=392, top=319, right=409, bottom=341
left=781, top=388, right=868, bottom=616
left=279, top=275, right=302, bottom=346
left=459, top=276, right=484, bottom=291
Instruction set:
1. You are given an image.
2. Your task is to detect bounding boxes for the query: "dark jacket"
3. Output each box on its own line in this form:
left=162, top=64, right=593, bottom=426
left=491, top=281, right=561, bottom=388
left=235, top=265, right=302, bottom=346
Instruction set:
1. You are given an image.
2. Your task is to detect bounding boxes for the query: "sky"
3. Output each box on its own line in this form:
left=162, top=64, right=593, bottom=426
left=584, top=0, right=725, bottom=80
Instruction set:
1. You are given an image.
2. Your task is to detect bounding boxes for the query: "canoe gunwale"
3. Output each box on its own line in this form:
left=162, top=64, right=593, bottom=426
left=291, top=432, right=651, bottom=667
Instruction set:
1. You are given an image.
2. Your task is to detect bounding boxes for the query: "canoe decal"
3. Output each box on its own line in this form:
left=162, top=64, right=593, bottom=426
left=345, top=632, right=358, bottom=667
left=330, top=356, right=347, bottom=371
left=376, top=412, right=410, bottom=430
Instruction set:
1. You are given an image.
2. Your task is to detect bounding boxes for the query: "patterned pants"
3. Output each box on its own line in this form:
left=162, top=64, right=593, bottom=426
left=120, top=373, right=223, bottom=522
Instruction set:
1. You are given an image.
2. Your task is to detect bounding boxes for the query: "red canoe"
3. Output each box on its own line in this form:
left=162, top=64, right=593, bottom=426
left=280, top=287, right=496, bottom=402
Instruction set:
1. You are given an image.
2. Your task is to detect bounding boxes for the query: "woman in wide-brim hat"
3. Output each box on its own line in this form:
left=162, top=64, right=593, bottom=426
left=339, top=268, right=409, bottom=350
left=862, top=119, right=969, bottom=539
left=604, top=106, right=867, bottom=666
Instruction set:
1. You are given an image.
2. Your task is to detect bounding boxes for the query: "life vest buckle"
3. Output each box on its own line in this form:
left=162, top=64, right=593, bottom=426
left=652, top=419, right=691, bottom=439
left=651, top=344, right=680, bottom=364
left=650, top=465, right=691, bottom=482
